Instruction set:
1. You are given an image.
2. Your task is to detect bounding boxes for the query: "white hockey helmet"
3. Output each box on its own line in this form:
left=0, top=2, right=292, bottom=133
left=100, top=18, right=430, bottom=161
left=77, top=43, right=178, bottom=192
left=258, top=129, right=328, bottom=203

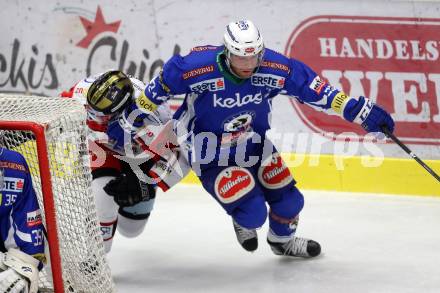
left=223, top=20, right=264, bottom=57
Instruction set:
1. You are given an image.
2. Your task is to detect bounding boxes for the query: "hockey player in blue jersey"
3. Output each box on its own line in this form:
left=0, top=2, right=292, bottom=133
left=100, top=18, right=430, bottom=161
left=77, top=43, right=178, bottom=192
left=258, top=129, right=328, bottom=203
left=108, top=20, right=394, bottom=258
left=0, top=147, right=45, bottom=292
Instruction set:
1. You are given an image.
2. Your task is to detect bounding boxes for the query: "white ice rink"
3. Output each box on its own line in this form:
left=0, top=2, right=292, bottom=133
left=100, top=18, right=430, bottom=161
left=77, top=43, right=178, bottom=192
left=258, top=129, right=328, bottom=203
left=109, top=184, right=440, bottom=293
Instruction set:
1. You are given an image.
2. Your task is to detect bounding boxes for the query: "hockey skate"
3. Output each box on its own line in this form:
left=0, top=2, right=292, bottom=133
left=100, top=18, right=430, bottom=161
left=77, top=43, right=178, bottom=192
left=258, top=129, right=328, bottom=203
left=267, top=234, right=321, bottom=258
left=232, top=220, right=258, bottom=252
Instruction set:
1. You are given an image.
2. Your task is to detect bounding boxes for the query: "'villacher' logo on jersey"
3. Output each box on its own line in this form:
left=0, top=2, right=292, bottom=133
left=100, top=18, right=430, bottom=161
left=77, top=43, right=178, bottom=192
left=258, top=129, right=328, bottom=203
left=219, top=175, right=249, bottom=195
left=182, top=65, right=214, bottom=80
left=0, top=161, right=26, bottom=172
left=189, top=78, right=225, bottom=93
left=213, top=93, right=263, bottom=108
left=251, top=73, right=285, bottom=89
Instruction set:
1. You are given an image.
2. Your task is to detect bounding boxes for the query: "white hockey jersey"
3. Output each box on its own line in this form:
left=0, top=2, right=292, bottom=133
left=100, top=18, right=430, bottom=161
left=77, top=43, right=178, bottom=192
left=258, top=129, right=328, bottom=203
left=61, top=72, right=190, bottom=191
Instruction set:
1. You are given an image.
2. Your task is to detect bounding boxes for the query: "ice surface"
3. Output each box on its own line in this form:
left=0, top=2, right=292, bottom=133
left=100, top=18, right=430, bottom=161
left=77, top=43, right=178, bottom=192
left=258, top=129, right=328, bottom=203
left=109, top=184, right=440, bottom=293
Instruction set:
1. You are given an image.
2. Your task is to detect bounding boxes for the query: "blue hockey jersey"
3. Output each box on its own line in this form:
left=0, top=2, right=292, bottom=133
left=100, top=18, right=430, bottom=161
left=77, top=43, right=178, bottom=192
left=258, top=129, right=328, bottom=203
left=0, top=147, right=45, bottom=264
left=139, top=45, right=359, bottom=168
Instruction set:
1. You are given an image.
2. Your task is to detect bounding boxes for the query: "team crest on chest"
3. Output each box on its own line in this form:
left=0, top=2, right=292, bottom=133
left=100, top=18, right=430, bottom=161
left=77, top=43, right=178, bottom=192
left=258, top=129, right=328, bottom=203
left=221, top=112, right=255, bottom=147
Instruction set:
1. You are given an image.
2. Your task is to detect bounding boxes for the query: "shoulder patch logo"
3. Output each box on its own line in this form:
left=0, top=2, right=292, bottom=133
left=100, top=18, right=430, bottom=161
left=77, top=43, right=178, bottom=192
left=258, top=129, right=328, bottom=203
left=309, top=75, right=327, bottom=94
left=182, top=65, right=215, bottom=80
left=0, top=161, right=26, bottom=172
left=27, top=210, right=43, bottom=227
left=258, top=153, right=292, bottom=189
left=260, top=61, right=290, bottom=73
left=191, top=46, right=218, bottom=52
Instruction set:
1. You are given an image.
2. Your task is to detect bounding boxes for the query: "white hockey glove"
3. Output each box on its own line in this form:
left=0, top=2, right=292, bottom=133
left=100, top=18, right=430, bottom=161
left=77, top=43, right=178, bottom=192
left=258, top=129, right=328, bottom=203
left=0, top=248, right=39, bottom=293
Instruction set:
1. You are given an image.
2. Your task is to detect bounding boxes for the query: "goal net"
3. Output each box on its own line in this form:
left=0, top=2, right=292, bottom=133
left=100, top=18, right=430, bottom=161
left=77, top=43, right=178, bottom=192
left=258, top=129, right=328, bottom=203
left=0, top=94, right=115, bottom=293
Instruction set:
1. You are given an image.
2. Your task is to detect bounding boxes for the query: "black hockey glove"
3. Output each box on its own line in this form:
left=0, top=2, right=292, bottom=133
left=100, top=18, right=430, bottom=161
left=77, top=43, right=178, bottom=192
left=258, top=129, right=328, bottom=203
left=103, top=173, right=155, bottom=207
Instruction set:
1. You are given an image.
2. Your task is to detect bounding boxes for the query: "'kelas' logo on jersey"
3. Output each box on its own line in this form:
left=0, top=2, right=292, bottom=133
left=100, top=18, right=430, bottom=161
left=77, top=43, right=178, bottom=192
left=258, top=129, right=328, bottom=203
left=26, top=210, right=42, bottom=227
left=2, top=177, right=24, bottom=192
left=215, top=167, right=255, bottom=204
left=251, top=73, right=285, bottom=89
left=189, top=78, right=225, bottom=93
left=213, top=93, right=263, bottom=108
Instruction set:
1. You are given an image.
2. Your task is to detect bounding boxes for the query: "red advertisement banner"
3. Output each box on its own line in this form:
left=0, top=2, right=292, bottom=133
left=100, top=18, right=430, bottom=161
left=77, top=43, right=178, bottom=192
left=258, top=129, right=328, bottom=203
left=286, top=16, right=440, bottom=145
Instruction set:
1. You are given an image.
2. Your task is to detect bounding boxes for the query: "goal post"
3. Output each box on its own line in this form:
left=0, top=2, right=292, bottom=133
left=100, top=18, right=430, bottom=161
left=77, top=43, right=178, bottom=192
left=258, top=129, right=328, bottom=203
left=0, top=94, right=115, bottom=293
left=1, top=120, right=64, bottom=292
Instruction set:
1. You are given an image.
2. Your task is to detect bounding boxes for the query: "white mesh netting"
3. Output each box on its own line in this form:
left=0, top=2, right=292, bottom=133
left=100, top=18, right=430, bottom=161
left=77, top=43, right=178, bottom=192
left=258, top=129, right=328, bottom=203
left=0, top=94, right=115, bottom=293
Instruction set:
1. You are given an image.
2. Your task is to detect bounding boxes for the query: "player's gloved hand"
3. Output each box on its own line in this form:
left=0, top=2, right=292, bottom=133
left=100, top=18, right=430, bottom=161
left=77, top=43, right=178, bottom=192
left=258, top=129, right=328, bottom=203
left=104, top=171, right=155, bottom=207
left=362, top=104, right=395, bottom=134
left=346, top=96, right=395, bottom=134
left=0, top=249, right=39, bottom=293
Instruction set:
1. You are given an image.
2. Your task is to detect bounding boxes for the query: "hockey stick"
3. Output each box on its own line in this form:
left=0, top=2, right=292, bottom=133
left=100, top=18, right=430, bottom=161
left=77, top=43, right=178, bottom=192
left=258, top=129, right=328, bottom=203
left=381, top=126, right=440, bottom=183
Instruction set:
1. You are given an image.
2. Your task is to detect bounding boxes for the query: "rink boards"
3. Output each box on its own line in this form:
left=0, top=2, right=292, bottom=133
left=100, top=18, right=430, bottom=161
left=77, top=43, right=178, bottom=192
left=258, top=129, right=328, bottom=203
left=181, top=153, right=440, bottom=196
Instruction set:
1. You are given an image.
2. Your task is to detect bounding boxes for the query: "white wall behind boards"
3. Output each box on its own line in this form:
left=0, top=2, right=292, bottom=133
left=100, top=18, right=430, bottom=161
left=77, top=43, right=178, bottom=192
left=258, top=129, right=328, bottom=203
left=1, top=0, right=439, bottom=159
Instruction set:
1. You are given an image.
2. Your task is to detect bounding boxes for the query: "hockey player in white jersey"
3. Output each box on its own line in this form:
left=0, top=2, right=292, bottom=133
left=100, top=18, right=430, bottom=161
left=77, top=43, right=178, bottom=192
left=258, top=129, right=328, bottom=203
left=61, top=70, right=189, bottom=252
left=0, top=147, right=46, bottom=293
left=106, top=20, right=395, bottom=258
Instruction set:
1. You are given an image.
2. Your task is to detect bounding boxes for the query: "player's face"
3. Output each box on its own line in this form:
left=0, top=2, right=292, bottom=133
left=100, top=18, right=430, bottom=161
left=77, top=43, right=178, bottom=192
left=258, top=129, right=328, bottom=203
left=229, top=54, right=260, bottom=79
